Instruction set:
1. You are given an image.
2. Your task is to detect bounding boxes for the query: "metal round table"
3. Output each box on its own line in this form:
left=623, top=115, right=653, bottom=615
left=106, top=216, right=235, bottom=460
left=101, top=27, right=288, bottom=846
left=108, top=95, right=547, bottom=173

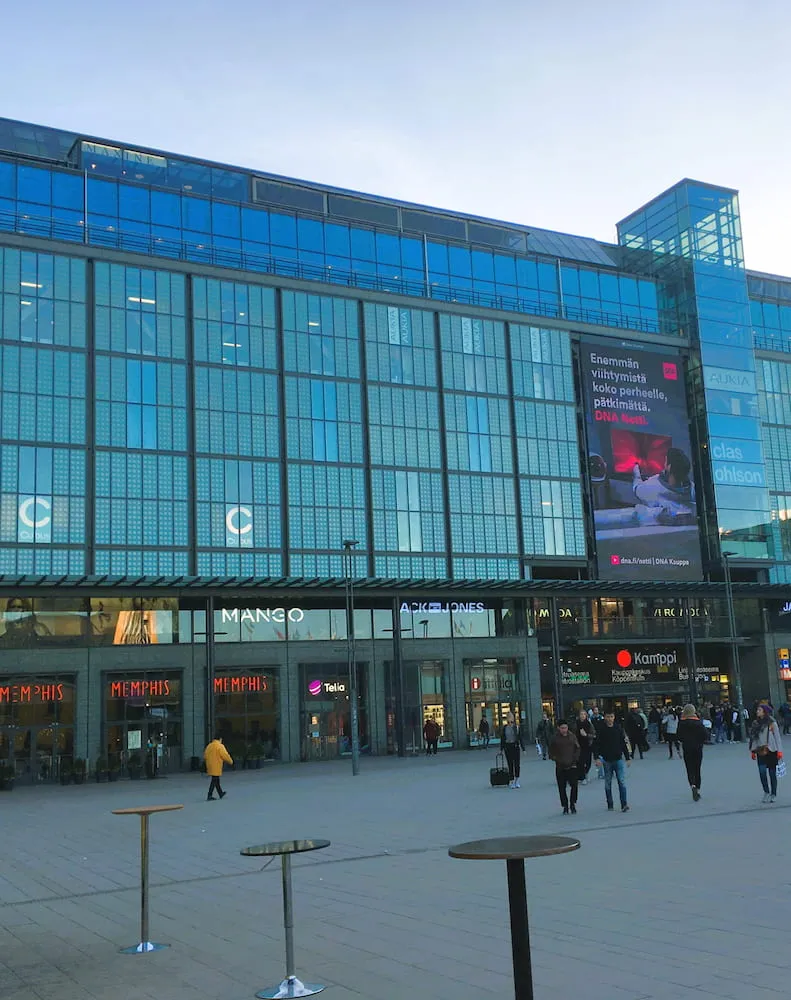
left=449, top=835, right=580, bottom=1000
left=241, top=838, right=331, bottom=999
left=112, top=803, right=184, bottom=954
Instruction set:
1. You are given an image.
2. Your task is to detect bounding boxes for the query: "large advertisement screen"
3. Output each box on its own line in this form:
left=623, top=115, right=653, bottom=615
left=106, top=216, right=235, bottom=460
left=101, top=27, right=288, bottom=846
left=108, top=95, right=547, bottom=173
left=581, top=343, right=702, bottom=581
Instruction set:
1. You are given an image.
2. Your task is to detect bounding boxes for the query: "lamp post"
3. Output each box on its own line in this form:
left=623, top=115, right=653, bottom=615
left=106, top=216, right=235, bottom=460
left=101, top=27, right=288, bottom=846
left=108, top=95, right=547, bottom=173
left=722, top=551, right=745, bottom=742
left=343, top=540, right=361, bottom=775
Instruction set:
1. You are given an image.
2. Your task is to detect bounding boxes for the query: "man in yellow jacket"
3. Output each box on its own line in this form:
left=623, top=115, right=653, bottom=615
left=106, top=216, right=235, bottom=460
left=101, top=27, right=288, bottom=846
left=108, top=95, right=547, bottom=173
left=204, top=735, right=233, bottom=801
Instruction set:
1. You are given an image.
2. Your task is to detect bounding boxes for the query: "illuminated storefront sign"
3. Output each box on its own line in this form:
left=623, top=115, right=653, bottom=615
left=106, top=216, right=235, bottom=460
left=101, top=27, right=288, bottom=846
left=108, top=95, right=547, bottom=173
left=214, top=675, right=269, bottom=694
left=0, top=682, right=64, bottom=703
left=400, top=602, right=486, bottom=614
left=221, top=608, right=305, bottom=624
left=778, top=648, right=791, bottom=681
left=308, top=679, right=346, bottom=696
left=109, top=680, right=171, bottom=698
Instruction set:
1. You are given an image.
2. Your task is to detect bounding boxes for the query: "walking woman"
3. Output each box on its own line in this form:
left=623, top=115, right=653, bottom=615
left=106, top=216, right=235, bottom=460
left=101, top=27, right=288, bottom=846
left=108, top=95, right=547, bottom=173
left=665, top=707, right=681, bottom=758
left=748, top=704, right=784, bottom=803
left=575, top=708, right=596, bottom=784
left=678, top=704, right=706, bottom=801
left=500, top=711, right=525, bottom=789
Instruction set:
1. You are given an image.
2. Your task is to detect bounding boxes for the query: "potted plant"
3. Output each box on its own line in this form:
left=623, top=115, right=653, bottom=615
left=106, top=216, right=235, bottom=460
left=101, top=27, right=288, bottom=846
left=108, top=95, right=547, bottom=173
left=59, top=761, right=73, bottom=786
left=72, top=759, right=86, bottom=785
left=127, top=753, right=143, bottom=780
left=246, top=743, right=264, bottom=769
left=0, top=765, right=15, bottom=791
left=95, top=757, right=109, bottom=783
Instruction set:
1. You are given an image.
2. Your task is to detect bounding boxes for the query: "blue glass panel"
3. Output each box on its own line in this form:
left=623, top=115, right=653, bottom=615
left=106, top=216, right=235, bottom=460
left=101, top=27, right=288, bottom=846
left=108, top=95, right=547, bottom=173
left=212, top=200, right=241, bottom=237
left=211, top=167, right=247, bottom=201
left=351, top=227, right=375, bottom=261
left=707, top=413, right=761, bottom=440
left=242, top=206, right=269, bottom=244
left=376, top=232, right=399, bottom=266
left=52, top=171, right=82, bottom=210
left=151, top=190, right=181, bottom=227
left=471, top=250, right=494, bottom=281
left=298, top=217, right=324, bottom=252
left=0, top=161, right=14, bottom=198
left=324, top=223, right=350, bottom=257
left=119, top=183, right=150, bottom=222
left=87, top=178, right=117, bottom=216
left=270, top=213, right=297, bottom=247
left=401, top=237, right=423, bottom=269
left=182, top=196, right=211, bottom=232
left=536, top=262, right=557, bottom=293
left=494, top=254, right=516, bottom=285
left=578, top=269, right=599, bottom=298
left=168, top=159, right=211, bottom=196
left=17, top=165, right=51, bottom=204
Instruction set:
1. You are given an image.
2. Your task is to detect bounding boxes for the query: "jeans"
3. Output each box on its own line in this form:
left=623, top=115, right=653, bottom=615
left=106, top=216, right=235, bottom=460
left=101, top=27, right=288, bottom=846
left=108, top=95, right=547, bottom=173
left=648, top=723, right=658, bottom=744
left=715, top=724, right=726, bottom=743
left=758, top=752, right=778, bottom=796
left=603, top=759, right=628, bottom=808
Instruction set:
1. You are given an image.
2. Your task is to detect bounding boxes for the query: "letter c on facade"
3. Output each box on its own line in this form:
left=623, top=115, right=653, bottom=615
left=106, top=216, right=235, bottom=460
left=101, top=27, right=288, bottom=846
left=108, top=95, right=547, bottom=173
left=19, top=497, right=51, bottom=529
left=225, top=506, right=253, bottom=535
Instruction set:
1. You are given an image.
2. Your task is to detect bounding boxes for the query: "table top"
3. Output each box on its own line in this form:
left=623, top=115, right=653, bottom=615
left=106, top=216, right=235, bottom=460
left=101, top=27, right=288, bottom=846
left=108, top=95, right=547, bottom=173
left=449, top=835, right=580, bottom=861
left=241, top=838, right=331, bottom=857
left=112, top=804, right=184, bottom=816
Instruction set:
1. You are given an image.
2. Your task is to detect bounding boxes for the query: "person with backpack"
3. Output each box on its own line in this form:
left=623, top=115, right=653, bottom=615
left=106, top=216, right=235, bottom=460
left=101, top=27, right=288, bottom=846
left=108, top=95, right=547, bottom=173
left=748, top=704, right=784, bottom=803
left=678, top=704, right=707, bottom=801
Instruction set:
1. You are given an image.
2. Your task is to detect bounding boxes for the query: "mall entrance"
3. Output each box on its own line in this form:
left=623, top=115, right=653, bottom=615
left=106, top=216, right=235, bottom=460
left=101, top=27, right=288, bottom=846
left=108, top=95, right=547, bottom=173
left=464, top=657, right=523, bottom=746
left=104, top=671, right=182, bottom=775
left=0, top=676, right=75, bottom=783
left=300, top=662, right=369, bottom=761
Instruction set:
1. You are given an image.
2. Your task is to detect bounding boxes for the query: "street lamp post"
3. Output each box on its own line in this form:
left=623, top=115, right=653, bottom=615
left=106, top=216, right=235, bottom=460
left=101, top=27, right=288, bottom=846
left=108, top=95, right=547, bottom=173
left=343, top=540, right=361, bottom=775
left=722, top=551, right=745, bottom=742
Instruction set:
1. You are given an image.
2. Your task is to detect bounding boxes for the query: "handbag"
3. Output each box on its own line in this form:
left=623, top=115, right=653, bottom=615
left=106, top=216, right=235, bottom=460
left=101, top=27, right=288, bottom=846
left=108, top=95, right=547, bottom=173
left=778, top=758, right=787, bottom=779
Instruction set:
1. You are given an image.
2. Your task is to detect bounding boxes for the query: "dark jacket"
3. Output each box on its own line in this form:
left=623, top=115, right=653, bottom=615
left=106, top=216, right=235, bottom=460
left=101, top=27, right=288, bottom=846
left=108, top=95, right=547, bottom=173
left=549, top=731, right=580, bottom=769
left=501, top=723, right=525, bottom=750
left=593, top=723, right=631, bottom=763
left=575, top=718, right=596, bottom=750
left=536, top=718, right=555, bottom=741
left=677, top=717, right=706, bottom=752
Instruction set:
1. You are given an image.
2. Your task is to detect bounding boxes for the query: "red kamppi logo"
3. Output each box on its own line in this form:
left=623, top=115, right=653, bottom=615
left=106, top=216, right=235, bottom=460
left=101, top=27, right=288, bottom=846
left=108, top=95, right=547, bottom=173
left=616, top=649, right=632, bottom=668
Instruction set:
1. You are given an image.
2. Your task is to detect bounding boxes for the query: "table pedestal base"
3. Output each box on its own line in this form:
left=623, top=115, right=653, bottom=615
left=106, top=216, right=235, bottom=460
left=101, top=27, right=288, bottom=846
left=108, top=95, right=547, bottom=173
left=120, top=941, right=169, bottom=954
left=256, top=977, right=324, bottom=998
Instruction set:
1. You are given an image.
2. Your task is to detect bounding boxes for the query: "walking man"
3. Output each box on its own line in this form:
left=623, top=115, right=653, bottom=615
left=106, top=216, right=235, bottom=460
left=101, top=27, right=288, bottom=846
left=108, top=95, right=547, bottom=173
left=204, top=734, right=233, bottom=801
left=549, top=720, right=581, bottom=814
left=478, top=715, right=491, bottom=748
left=423, top=717, right=440, bottom=755
left=678, top=704, right=706, bottom=801
left=593, top=711, right=631, bottom=812
left=536, top=712, right=555, bottom=761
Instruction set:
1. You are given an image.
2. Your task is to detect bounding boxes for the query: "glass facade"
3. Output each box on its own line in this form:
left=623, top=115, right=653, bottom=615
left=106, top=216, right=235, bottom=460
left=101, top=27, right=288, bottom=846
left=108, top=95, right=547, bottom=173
left=619, top=181, right=772, bottom=560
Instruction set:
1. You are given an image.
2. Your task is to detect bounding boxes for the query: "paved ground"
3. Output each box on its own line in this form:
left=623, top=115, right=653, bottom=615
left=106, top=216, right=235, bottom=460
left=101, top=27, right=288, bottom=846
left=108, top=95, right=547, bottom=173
left=1, top=740, right=790, bottom=1000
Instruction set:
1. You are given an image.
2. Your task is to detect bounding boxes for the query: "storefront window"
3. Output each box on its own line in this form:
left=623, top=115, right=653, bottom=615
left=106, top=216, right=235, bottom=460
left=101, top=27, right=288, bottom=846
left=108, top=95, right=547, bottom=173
left=214, top=605, right=376, bottom=642
left=300, top=662, right=369, bottom=761
left=0, top=674, right=76, bottom=782
left=385, top=659, right=452, bottom=752
left=91, top=597, right=178, bottom=645
left=215, top=669, right=279, bottom=762
left=104, top=671, right=182, bottom=774
left=464, top=657, right=522, bottom=745
left=0, top=598, right=89, bottom=647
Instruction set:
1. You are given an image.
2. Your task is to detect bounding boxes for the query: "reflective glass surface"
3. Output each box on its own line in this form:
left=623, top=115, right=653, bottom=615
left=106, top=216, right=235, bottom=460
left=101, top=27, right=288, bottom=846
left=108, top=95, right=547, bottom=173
left=1, top=247, right=85, bottom=346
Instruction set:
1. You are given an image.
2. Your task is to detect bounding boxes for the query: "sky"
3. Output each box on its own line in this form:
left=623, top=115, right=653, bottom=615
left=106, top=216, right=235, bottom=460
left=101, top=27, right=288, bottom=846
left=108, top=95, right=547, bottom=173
left=3, top=0, right=791, bottom=273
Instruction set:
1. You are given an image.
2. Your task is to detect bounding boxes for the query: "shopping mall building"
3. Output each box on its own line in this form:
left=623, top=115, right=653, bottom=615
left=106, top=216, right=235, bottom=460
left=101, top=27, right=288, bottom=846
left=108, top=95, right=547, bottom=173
left=3, top=115, right=791, bottom=783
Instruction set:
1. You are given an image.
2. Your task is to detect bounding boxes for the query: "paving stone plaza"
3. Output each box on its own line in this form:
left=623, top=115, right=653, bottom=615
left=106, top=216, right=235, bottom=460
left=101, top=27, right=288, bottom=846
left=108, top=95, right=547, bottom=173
left=1, top=743, right=789, bottom=1000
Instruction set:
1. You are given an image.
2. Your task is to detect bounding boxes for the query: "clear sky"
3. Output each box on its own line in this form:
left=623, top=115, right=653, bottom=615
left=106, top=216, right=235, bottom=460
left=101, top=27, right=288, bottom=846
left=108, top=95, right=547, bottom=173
left=3, top=0, right=790, bottom=273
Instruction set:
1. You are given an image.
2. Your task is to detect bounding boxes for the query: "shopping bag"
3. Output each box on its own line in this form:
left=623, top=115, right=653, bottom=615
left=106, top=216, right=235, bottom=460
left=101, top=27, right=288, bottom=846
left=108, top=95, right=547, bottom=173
left=535, top=740, right=542, bottom=757
left=778, top=758, right=787, bottom=779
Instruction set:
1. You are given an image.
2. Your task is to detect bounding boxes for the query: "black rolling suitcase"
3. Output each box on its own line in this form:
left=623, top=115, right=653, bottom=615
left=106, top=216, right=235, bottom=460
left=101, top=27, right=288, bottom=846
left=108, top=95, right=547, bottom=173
left=489, top=752, right=510, bottom=787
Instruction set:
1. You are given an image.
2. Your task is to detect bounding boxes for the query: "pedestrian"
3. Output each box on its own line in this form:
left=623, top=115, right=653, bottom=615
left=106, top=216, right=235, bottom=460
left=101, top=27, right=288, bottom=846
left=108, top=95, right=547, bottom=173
left=536, top=712, right=555, bottom=761
left=592, top=711, right=631, bottom=812
left=714, top=704, right=726, bottom=743
left=500, top=711, right=525, bottom=789
left=665, top=707, right=680, bottom=758
left=626, top=708, right=647, bottom=760
left=574, top=708, right=596, bottom=784
left=549, top=720, right=581, bottom=814
left=423, top=717, right=440, bottom=755
left=203, top=734, right=233, bottom=801
left=748, top=704, right=784, bottom=803
left=678, top=704, right=706, bottom=801
left=478, top=715, right=490, bottom=749
left=779, top=701, right=791, bottom=736
left=648, top=705, right=661, bottom=744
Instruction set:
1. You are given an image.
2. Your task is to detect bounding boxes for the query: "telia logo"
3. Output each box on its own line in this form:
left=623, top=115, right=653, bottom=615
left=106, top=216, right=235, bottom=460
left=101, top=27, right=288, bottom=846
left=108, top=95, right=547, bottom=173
left=308, top=680, right=323, bottom=696
left=616, top=649, right=632, bottom=668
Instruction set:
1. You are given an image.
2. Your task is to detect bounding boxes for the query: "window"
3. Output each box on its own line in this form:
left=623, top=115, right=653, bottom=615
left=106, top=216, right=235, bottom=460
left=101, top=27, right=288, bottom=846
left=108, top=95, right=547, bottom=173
left=95, top=358, right=187, bottom=450
left=287, top=464, right=366, bottom=576
left=444, top=394, right=512, bottom=473
left=195, top=368, right=279, bottom=458
left=371, top=469, right=446, bottom=577
left=193, top=278, right=276, bottom=368
left=364, top=303, right=436, bottom=386
left=282, top=291, right=359, bottom=378
left=0, top=345, right=85, bottom=444
left=95, top=263, right=185, bottom=358
left=195, top=458, right=281, bottom=556
left=439, top=313, right=508, bottom=394
left=285, top=378, right=362, bottom=463
left=367, top=386, right=441, bottom=468
left=0, top=248, right=85, bottom=347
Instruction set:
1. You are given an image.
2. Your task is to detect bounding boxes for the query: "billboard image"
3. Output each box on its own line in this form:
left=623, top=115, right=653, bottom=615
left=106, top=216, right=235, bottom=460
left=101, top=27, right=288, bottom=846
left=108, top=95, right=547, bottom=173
left=581, top=343, right=702, bottom=581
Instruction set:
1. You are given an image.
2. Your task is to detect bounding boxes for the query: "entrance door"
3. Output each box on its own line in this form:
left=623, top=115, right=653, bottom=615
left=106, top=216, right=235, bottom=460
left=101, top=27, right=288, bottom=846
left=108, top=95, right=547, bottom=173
left=300, top=663, right=368, bottom=761
left=0, top=725, right=75, bottom=783
left=104, top=672, right=182, bottom=774
left=105, top=719, right=181, bottom=775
